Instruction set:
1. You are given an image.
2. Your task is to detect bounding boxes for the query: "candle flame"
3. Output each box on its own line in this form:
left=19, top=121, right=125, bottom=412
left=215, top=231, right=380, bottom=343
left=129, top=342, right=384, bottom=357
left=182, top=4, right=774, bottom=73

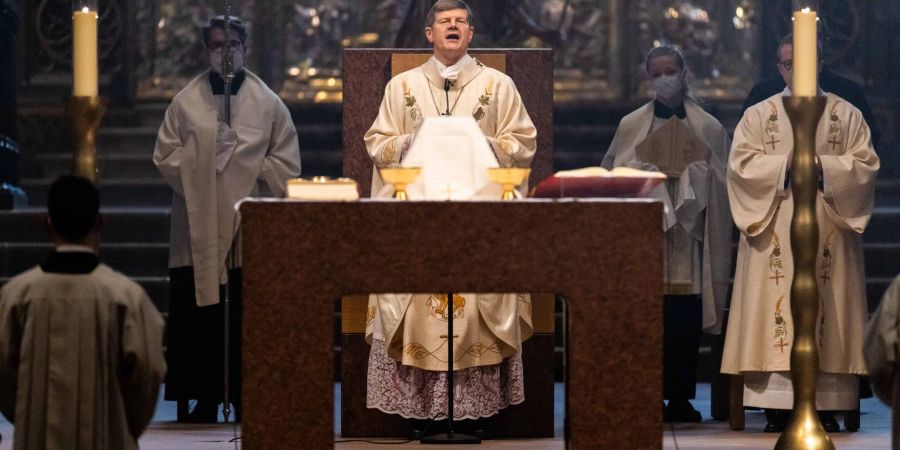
left=801, top=7, right=811, bottom=13
left=81, top=6, right=89, bottom=13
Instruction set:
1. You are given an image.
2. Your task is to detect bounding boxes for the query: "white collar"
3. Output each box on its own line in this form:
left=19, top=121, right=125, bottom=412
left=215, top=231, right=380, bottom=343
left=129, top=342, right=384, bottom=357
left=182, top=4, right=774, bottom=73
left=55, top=244, right=97, bottom=254
left=433, top=54, right=472, bottom=80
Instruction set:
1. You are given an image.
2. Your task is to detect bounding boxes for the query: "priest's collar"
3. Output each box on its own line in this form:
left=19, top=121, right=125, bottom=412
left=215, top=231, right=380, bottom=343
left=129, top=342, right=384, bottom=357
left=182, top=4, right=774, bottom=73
left=41, top=250, right=100, bottom=274
left=424, top=56, right=483, bottom=90
left=209, top=70, right=246, bottom=95
left=653, top=100, right=686, bottom=119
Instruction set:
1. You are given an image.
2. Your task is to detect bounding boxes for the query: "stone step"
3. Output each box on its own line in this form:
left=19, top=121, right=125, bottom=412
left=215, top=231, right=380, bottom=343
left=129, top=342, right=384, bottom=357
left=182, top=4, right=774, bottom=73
left=1, top=242, right=168, bottom=278
left=0, top=208, right=169, bottom=243
left=21, top=178, right=171, bottom=207
left=35, top=153, right=162, bottom=180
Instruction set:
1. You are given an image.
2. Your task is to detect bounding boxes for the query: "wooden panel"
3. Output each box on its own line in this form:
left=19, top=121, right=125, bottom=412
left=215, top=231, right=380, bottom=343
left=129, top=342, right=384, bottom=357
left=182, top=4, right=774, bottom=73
left=391, top=52, right=506, bottom=76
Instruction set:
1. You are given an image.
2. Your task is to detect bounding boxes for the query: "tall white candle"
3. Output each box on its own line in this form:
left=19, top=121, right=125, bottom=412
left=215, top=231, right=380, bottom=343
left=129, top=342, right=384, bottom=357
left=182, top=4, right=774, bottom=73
left=73, top=7, right=98, bottom=97
left=792, top=8, right=818, bottom=97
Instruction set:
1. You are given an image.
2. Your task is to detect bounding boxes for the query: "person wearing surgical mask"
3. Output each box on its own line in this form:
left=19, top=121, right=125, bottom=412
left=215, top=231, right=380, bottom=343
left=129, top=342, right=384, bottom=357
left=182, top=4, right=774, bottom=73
left=601, top=45, right=733, bottom=423
left=152, top=15, right=301, bottom=423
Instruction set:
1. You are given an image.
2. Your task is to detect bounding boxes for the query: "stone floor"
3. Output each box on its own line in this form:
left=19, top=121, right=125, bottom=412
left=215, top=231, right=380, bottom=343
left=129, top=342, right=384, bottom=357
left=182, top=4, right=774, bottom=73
left=0, top=383, right=891, bottom=449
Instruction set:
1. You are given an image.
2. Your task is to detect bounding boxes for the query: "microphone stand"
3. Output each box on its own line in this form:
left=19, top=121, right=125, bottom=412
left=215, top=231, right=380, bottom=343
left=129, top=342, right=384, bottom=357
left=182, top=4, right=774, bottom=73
left=420, top=292, right=480, bottom=444
left=221, top=4, right=235, bottom=426
left=442, top=79, right=452, bottom=116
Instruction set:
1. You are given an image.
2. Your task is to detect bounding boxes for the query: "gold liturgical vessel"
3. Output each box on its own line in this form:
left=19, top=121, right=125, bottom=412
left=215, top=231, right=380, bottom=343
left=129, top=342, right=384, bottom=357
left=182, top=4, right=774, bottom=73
left=378, top=167, right=421, bottom=200
left=775, top=95, right=832, bottom=450
left=488, top=167, right=531, bottom=200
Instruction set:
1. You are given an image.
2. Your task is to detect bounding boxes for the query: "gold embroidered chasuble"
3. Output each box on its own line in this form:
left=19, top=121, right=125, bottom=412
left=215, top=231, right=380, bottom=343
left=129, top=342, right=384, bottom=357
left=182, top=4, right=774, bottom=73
left=364, top=56, right=537, bottom=194
left=363, top=56, right=537, bottom=372
left=721, top=92, right=879, bottom=378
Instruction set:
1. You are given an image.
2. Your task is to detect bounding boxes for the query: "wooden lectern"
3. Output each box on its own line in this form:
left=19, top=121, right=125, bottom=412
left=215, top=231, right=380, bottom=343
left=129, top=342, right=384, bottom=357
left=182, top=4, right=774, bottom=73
left=240, top=199, right=663, bottom=449
left=339, top=48, right=557, bottom=438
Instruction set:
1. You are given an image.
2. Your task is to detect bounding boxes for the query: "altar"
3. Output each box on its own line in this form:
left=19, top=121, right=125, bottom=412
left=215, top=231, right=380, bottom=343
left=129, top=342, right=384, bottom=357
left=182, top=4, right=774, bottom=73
left=239, top=199, right=664, bottom=449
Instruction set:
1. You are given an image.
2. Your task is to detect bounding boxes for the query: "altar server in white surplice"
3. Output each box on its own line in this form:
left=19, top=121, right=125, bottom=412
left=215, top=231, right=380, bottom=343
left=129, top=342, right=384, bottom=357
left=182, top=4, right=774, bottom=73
left=721, top=34, right=879, bottom=432
left=0, top=176, right=166, bottom=450
left=152, top=15, right=301, bottom=422
left=363, top=0, right=537, bottom=426
left=601, top=45, right=732, bottom=423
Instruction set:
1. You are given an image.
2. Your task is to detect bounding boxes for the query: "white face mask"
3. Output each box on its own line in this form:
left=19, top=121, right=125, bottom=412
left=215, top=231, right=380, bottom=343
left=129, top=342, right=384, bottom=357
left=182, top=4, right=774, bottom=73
left=210, top=47, right=244, bottom=74
left=650, top=73, right=683, bottom=100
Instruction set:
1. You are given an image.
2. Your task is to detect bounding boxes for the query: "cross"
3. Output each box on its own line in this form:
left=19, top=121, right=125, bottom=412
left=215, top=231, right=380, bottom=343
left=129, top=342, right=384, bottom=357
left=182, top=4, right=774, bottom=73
left=828, top=136, right=842, bottom=151
left=769, top=270, right=784, bottom=285
left=444, top=184, right=456, bottom=200
left=765, top=135, right=780, bottom=152
left=820, top=272, right=831, bottom=284
left=774, top=338, right=789, bottom=353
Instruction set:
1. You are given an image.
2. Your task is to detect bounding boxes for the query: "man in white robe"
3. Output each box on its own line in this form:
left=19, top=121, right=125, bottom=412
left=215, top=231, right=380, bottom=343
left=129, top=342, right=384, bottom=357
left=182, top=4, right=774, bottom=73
left=363, top=0, right=536, bottom=431
left=863, top=274, right=900, bottom=446
left=0, top=176, right=166, bottom=450
left=153, top=15, right=301, bottom=422
left=721, top=36, right=879, bottom=432
left=601, top=45, right=732, bottom=422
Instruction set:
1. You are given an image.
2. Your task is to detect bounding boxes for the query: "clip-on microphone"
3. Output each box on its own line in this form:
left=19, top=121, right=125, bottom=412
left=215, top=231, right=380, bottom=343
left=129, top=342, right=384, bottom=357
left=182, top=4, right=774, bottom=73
left=442, top=79, right=452, bottom=116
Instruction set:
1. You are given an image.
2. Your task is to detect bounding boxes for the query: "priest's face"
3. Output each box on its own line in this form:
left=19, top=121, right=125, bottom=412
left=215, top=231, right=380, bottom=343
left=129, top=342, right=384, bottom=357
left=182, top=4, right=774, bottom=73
left=425, top=8, right=474, bottom=65
left=777, top=44, right=794, bottom=90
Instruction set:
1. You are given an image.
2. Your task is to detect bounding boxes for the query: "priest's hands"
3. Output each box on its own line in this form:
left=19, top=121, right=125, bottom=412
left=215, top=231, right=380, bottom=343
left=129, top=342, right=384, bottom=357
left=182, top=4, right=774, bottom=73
left=215, top=122, right=237, bottom=173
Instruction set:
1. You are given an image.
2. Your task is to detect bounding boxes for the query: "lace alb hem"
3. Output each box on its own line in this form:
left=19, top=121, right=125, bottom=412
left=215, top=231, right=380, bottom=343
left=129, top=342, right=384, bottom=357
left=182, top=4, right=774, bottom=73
left=366, top=338, right=525, bottom=420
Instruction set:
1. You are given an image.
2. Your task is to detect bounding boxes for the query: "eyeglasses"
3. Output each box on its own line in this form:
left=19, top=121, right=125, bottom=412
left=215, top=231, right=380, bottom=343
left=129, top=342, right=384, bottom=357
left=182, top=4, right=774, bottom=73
left=777, top=59, right=793, bottom=72
left=208, top=39, right=243, bottom=51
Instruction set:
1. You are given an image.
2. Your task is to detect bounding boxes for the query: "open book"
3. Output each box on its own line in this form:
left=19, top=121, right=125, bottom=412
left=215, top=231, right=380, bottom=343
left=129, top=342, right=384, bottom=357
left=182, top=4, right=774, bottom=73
left=286, top=177, right=360, bottom=201
left=531, top=167, right=665, bottom=198
left=635, top=118, right=711, bottom=177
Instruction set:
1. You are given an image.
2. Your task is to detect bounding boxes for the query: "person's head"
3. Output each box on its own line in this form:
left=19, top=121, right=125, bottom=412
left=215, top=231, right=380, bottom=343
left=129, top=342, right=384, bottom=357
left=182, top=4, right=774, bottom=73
left=645, top=45, right=688, bottom=106
left=776, top=33, right=824, bottom=90
left=45, top=175, right=102, bottom=248
left=202, top=15, right=248, bottom=74
left=425, top=0, right=475, bottom=66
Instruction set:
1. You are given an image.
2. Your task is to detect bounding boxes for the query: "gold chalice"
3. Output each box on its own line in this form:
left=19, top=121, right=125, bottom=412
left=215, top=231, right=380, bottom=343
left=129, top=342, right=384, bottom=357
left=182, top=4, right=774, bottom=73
left=378, top=167, right=421, bottom=200
left=488, top=167, right=531, bottom=200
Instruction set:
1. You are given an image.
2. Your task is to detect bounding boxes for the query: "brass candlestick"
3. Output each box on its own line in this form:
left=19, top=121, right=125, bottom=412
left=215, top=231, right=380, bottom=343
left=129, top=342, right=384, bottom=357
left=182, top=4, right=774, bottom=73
left=488, top=167, right=531, bottom=200
left=65, top=96, right=107, bottom=183
left=775, top=95, right=832, bottom=450
left=378, top=167, right=421, bottom=200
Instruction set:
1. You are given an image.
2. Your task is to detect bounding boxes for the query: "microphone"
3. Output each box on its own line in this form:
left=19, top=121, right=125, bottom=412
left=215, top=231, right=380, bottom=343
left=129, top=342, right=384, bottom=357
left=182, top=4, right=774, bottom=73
left=443, top=79, right=452, bottom=116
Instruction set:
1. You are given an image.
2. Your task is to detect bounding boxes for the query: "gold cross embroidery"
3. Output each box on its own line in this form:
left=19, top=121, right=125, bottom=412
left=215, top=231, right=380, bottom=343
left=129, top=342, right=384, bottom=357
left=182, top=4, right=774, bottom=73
left=769, top=270, right=784, bottom=285
left=765, top=135, right=780, bottom=152
left=775, top=338, right=789, bottom=353
left=828, top=136, right=842, bottom=151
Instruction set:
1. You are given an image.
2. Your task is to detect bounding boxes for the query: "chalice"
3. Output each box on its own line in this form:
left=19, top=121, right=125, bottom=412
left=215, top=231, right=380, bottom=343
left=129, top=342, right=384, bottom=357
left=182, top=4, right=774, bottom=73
left=378, top=167, right=421, bottom=200
left=488, top=167, right=531, bottom=200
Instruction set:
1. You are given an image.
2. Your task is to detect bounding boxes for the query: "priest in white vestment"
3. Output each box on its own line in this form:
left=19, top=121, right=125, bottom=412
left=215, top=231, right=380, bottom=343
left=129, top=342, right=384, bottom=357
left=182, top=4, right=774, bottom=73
left=601, top=45, right=732, bottom=422
left=721, top=37, right=879, bottom=432
left=363, top=0, right=536, bottom=431
left=0, top=176, right=166, bottom=450
left=153, top=15, right=301, bottom=422
left=863, top=274, right=900, bottom=447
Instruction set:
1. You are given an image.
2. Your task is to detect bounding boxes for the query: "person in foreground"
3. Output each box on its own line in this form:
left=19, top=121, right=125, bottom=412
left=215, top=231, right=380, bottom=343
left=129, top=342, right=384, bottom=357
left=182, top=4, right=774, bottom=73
left=720, top=33, right=880, bottom=433
left=0, top=175, right=166, bottom=449
left=363, top=0, right=536, bottom=437
left=601, top=45, right=733, bottom=422
left=863, top=274, right=900, bottom=447
left=153, top=15, right=301, bottom=422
